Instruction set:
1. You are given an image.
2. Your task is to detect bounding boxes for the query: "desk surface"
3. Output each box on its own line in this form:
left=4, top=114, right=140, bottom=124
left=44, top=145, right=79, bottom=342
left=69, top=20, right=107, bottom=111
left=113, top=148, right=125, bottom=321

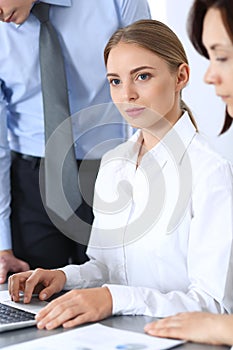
left=0, top=283, right=230, bottom=350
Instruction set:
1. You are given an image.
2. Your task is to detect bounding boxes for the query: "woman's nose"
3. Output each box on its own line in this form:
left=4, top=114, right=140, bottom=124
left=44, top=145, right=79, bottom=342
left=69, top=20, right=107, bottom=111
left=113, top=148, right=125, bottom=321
left=204, top=64, right=219, bottom=85
left=123, top=83, right=139, bottom=102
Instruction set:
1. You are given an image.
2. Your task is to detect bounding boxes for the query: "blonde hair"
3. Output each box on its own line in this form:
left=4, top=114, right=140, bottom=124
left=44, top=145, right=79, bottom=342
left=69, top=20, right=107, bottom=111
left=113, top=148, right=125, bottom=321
left=104, top=19, right=198, bottom=130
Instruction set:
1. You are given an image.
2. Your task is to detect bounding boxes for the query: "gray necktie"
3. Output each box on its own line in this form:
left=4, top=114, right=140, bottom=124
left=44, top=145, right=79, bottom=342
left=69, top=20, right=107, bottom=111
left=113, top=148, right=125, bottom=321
left=32, top=3, right=82, bottom=220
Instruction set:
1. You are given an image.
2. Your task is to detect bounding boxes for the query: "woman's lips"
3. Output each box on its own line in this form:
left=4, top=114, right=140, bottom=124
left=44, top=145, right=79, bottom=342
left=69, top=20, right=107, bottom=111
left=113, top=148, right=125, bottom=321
left=125, top=107, right=146, bottom=118
left=218, top=94, right=230, bottom=102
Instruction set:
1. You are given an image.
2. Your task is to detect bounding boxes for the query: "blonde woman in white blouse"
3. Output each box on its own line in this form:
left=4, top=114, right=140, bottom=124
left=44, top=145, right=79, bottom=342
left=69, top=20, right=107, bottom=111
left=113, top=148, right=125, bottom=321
left=8, top=19, right=233, bottom=331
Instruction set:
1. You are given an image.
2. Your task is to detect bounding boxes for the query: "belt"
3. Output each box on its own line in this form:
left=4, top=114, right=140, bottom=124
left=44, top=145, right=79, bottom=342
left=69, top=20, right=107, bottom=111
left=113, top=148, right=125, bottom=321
left=11, top=151, right=42, bottom=169
left=11, top=151, right=98, bottom=168
left=11, top=151, right=42, bottom=162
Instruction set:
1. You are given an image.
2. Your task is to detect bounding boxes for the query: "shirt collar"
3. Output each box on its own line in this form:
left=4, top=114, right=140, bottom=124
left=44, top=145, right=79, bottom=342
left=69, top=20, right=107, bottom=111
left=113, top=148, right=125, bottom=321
left=37, top=0, right=71, bottom=6
left=160, top=112, right=197, bottom=165
left=128, top=112, right=197, bottom=167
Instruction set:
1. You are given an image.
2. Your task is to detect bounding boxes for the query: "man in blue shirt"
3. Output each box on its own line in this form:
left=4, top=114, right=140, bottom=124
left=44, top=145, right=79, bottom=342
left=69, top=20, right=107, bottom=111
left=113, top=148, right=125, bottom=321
left=0, top=0, right=151, bottom=283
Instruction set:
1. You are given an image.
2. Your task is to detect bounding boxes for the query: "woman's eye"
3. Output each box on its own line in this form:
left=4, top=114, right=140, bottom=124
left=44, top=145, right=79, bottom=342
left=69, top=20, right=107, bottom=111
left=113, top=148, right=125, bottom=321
left=138, top=73, right=150, bottom=81
left=110, top=79, right=121, bottom=86
left=216, top=57, right=227, bottom=62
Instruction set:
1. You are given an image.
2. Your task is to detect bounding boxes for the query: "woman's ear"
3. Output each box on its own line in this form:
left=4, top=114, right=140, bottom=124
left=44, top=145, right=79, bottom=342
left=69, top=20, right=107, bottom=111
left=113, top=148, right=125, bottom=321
left=176, top=63, right=190, bottom=91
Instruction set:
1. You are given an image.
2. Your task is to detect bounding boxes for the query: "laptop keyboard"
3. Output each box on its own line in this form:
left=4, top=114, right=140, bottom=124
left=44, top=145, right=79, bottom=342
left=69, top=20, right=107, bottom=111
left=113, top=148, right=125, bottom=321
left=0, top=302, right=35, bottom=324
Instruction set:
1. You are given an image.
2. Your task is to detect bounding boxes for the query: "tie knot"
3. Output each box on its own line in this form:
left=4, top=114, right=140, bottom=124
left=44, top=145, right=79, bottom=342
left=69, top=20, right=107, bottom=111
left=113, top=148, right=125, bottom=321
left=32, top=2, right=50, bottom=23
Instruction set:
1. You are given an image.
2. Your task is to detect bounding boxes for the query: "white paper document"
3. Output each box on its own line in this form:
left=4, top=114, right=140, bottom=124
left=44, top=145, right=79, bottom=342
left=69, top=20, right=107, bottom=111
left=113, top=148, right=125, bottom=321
left=4, top=322, right=184, bottom=350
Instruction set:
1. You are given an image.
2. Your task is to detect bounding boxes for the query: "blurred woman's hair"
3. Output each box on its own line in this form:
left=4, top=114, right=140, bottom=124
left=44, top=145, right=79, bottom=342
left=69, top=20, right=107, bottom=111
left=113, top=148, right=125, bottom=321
left=187, top=0, right=233, bottom=133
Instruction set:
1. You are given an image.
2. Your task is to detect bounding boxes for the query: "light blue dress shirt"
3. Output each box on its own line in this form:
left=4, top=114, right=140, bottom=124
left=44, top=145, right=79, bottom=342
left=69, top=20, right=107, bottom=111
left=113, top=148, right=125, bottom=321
left=0, top=0, right=151, bottom=250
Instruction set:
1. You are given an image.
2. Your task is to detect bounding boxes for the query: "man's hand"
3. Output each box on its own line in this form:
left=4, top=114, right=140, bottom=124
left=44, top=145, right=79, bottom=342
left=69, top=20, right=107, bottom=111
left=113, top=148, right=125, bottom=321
left=8, top=268, right=67, bottom=303
left=0, top=250, right=29, bottom=284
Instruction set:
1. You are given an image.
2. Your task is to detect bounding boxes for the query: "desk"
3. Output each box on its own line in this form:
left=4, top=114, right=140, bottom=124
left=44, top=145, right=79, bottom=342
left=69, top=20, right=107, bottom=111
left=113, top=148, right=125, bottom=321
left=0, top=283, right=230, bottom=350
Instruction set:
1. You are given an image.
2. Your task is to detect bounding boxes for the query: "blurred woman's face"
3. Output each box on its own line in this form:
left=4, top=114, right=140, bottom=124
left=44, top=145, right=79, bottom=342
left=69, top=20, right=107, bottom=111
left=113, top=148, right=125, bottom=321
left=202, top=8, right=233, bottom=118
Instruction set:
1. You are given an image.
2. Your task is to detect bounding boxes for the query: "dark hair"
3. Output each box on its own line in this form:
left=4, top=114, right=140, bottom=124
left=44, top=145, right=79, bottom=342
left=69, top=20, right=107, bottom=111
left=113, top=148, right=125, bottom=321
left=187, top=0, right=233, bottom=133
left=104, top=19, right=197, bottom=129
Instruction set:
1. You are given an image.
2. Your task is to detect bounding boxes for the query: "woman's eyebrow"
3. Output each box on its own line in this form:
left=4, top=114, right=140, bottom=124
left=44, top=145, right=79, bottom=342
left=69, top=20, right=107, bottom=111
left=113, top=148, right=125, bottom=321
left=107, top=65, right=154, bottom=78
left=106, top=72, right=120, bottom=78
left=129, top=65, right=154, bottom=74
left=209, top=43, right=232, bottom=51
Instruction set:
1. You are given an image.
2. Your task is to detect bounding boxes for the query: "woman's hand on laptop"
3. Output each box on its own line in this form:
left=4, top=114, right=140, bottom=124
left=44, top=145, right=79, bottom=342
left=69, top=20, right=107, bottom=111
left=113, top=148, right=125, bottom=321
left=35, top=287, right=112, bottom=330
left=8, top=268, right=66, bottom=303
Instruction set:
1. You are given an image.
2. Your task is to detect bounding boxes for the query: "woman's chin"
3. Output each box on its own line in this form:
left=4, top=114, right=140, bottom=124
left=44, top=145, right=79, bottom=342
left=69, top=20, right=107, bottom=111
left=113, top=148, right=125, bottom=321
left=227, top=105, right=233, bottom=118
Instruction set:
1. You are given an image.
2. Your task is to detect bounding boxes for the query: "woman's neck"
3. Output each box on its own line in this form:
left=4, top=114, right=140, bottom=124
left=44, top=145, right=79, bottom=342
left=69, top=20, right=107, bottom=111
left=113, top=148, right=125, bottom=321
left=142, top=113, right=181, bottom=150
left=136, top=109, right=184, bottom=167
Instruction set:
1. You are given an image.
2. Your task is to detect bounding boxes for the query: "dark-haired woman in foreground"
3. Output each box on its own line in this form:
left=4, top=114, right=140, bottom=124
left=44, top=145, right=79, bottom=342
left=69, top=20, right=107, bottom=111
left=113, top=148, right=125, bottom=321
left=145, top=0, right=233, bottom=346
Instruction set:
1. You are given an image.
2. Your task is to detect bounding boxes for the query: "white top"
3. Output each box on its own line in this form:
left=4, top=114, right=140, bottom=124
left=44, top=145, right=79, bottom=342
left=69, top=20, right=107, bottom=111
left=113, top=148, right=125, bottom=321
left=61, top=113, right=233, bottom=317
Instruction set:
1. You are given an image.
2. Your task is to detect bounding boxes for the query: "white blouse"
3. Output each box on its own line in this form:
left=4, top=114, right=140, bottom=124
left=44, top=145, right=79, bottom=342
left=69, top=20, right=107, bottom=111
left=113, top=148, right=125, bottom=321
left=61, top=113, right=233, bottom=317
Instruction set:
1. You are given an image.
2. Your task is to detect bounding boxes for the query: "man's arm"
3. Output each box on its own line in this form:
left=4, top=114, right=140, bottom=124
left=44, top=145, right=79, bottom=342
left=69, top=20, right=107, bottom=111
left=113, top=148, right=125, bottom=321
left=119, top=0, right=151, bottom=27
left=0, top=81, right=29, bottom=283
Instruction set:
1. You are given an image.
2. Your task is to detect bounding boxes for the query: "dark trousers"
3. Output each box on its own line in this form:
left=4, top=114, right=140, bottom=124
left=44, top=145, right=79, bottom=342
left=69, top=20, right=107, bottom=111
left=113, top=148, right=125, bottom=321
left=10, top=152, right=100, bottom=269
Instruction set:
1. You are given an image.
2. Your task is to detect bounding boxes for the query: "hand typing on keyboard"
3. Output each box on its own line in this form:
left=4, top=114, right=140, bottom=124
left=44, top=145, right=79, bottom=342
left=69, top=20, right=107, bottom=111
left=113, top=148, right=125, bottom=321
left=8, top=268, right=113, bottom=331
left=8, top=269, right=67, bottom=304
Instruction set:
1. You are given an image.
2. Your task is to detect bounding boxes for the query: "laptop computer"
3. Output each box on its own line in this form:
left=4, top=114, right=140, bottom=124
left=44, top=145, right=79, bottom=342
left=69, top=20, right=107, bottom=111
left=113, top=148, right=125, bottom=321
left=0, top=290, right=48, bottom=332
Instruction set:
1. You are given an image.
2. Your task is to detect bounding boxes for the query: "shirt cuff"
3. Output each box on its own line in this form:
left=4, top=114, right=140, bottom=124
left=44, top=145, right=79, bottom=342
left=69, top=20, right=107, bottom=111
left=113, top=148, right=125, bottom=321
left=59, top=264, right=82, bottom=289
left=0, top=219, right=12, bottom=250
left=103, top=284, right=147, bottom=316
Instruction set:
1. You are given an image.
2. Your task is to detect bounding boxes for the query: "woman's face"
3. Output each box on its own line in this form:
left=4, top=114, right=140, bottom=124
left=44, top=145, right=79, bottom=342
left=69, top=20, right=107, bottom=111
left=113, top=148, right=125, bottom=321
left=106, top=42, right=187, bottom=130
left=202, top=8, right=233, bottom=118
